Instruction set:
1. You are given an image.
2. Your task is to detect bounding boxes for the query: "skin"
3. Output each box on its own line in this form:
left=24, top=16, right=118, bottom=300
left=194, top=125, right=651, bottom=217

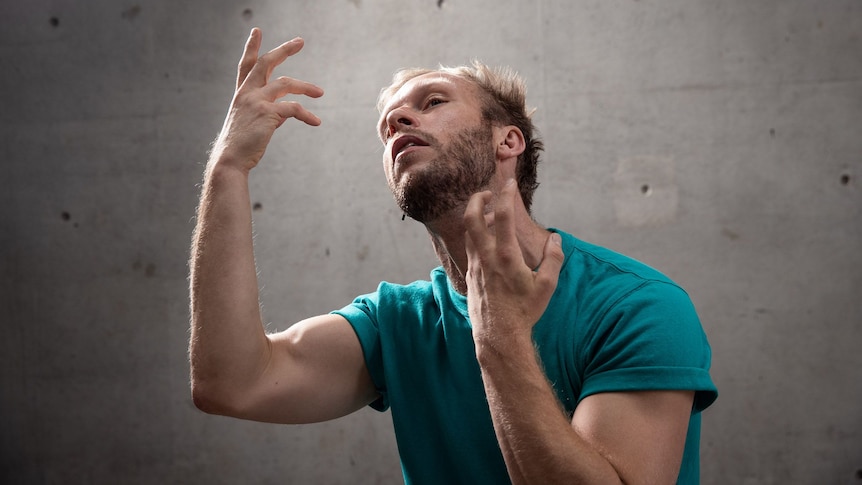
left=190, top=28, right=696, bottom=484
left=189, top=29, right=377, bottom=424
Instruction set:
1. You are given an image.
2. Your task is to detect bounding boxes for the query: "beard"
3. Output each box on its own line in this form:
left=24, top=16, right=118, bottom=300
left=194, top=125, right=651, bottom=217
left=389, top=123, right=496, bottom=223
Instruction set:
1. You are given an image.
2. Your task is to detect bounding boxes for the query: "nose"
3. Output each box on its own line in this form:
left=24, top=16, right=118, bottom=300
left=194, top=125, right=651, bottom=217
left=385, top=105, right=417, bottom=138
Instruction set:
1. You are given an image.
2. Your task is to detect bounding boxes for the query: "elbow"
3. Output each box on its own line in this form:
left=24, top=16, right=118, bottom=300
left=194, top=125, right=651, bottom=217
left=190, top=376, right=236, bottom=416
left=188, top=355, right=239, bottom=416
left=189, top=373, right=259, bottom=419
left=190, top=379, right=220, bottom=415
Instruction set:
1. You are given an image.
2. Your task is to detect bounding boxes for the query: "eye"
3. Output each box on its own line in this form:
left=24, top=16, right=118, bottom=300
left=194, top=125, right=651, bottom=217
left=424, top=97, right=445, bottom=109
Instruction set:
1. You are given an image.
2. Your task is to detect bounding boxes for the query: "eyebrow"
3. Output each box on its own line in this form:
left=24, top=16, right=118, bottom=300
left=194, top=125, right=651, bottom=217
left=377, top=76, right=459, bottom=140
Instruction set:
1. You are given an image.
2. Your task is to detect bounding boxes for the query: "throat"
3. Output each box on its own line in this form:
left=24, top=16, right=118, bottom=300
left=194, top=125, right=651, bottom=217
left=440, top=255, right=467, bottom=295
left=426, top=226, right=468, bottom=295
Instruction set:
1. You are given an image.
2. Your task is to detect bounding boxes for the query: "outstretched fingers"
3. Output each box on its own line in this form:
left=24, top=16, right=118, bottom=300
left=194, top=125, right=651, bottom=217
left=464, top=182, right=564, bottom=336
left=243, top=37, right=306, bottom=89
left=464, top=180, right=525, bottom=268
left=216, top=29, right=325, bottom=169
left=263, top=76, right=324, bottom=102
left=262, top=77, right=324, bottom=126
left=274, top=101, right=322, bottom=127
left=493, top=179, right=520, bottom=264
left=237, top=28, right=262, bottom=90
left=464, top=191, right=495, bottom=259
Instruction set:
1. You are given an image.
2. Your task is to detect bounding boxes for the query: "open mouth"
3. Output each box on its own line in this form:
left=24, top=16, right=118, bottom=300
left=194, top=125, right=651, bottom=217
left=391, top=134, right=430, bottom=162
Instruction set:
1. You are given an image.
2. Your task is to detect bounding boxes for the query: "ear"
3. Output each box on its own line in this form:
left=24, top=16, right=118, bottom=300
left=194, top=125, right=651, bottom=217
left=495, top=125, right=526, bottom=161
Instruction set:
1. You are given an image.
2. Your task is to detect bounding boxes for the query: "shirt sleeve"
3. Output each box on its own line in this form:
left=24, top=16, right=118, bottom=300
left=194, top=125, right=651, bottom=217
left=579, top=281, right=718, bottom=412
left=332, top=292, right=390, bottom=411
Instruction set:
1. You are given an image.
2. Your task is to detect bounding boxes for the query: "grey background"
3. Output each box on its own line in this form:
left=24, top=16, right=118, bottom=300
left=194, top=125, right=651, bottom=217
left=2, top=0, right=860, bottom=483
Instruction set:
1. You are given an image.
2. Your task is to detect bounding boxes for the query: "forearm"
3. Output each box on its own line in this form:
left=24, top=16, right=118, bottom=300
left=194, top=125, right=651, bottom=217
left=189, top=157, right=270, bottom=411
left=476, top=334, right=623, bottom=485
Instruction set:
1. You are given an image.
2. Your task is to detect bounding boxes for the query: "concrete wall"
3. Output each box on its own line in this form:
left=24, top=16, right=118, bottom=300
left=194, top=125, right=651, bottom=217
left=2, top=0, right=860, bottom=483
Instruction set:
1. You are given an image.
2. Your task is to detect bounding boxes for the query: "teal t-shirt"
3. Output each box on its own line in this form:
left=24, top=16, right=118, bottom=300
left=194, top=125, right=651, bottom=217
left=334, top=230, right=717, bottom=484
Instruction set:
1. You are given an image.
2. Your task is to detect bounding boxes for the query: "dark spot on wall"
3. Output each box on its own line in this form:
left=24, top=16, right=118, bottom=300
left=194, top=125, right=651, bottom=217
left=49, top=17, right=59, bottom=27
left=722, top=228, right=740, bottom=241
left=769, top=128, right=775, bottom=137
left=61, top=211, right=80, bottom=228
left=253, top=202, right=263, bottom=211
left=855, top=468, right=862, bottom=479
left=640, top=184, right=651, bottom=195
left=132, top=260, right=157, bottom=277
left=325, top=247, right=330, bottom=257
left=437, top=0, right=444, bottom=8
left=121, top=5, right=141, bottom=20
left=841, top=173, right=851, bottom=186
left=242, top=8, right=253, bottom=21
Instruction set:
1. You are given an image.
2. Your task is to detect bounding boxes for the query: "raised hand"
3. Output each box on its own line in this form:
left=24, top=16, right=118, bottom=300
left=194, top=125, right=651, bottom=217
left=211, top=28, right=324, bottom=172
left=463, top=179, right=565, bottom=345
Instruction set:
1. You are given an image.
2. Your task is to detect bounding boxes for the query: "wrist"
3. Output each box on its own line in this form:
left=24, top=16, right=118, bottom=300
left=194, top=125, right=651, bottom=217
left=207, top=134, right=262, bottom=175
left=205, top=152, right=253, bottom=180
left=473, top=329, right=535, bottom=366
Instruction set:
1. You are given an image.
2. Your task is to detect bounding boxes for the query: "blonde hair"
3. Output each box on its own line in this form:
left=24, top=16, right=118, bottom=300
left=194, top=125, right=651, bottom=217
left=378, top=61, right=543, bottom=211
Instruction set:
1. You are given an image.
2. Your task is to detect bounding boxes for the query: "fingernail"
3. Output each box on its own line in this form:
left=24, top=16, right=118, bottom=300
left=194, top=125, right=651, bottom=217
left=551, top=233, right=561, bottom=245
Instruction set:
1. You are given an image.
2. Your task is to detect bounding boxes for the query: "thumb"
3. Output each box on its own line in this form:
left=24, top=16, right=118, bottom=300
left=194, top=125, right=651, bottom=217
left=536, top=232, right=564, bottom=297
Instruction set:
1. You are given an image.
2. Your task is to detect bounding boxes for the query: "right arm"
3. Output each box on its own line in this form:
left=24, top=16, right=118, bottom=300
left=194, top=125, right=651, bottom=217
left=189, top=28, right=378, bottom=424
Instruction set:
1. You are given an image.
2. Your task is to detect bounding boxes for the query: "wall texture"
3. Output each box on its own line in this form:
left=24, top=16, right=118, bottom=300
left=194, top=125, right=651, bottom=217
left=2, top=0, right=860, bottom=483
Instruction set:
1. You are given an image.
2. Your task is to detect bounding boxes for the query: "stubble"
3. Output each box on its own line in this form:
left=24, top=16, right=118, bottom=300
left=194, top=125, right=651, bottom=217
left=390, top=123, right=496, bottom=223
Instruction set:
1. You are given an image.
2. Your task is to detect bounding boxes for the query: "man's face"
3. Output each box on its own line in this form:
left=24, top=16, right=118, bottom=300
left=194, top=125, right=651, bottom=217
left=378, top=73, right=497, bottom=223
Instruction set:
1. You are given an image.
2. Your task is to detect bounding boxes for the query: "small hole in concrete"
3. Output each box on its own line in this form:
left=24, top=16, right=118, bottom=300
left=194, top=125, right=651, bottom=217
left=253, top=202, right=263, bottom=211
left=121, top=5, right=141, bottom=20
left=49, top=17, right=59, bottom=27
left=841, top=174, right=851, bottom=186
left=640, top=184, right=651, bottom=195
left=769, top=128, right=775, bottom=137
left=61, top=211, right=71, bottom=221
left=242, top=8, right=253, bottom=21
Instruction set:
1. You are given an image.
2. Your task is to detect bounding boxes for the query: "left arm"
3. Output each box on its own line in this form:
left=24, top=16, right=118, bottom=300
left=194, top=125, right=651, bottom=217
left=464, top=181, right=693, bottom=485
left=476, top=337, right=693, bottom=484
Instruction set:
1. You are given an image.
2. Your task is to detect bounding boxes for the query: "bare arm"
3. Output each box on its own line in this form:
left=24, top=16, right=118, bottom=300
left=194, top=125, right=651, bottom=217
left=476, top=337, right=692, bottom=484
left=189, top=29, right=377, bottom=424
left=464, top=181, right=693, bottom=484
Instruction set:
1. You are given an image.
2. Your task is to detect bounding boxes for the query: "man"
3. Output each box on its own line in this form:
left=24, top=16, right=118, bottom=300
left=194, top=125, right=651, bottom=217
left=189, top=28, right=717, bottom=485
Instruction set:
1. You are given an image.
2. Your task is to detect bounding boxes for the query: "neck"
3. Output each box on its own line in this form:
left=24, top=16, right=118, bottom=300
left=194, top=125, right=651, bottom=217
left=425, top=216, right=469, bottom=294
left=423, top=203, right=550, bottom=296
